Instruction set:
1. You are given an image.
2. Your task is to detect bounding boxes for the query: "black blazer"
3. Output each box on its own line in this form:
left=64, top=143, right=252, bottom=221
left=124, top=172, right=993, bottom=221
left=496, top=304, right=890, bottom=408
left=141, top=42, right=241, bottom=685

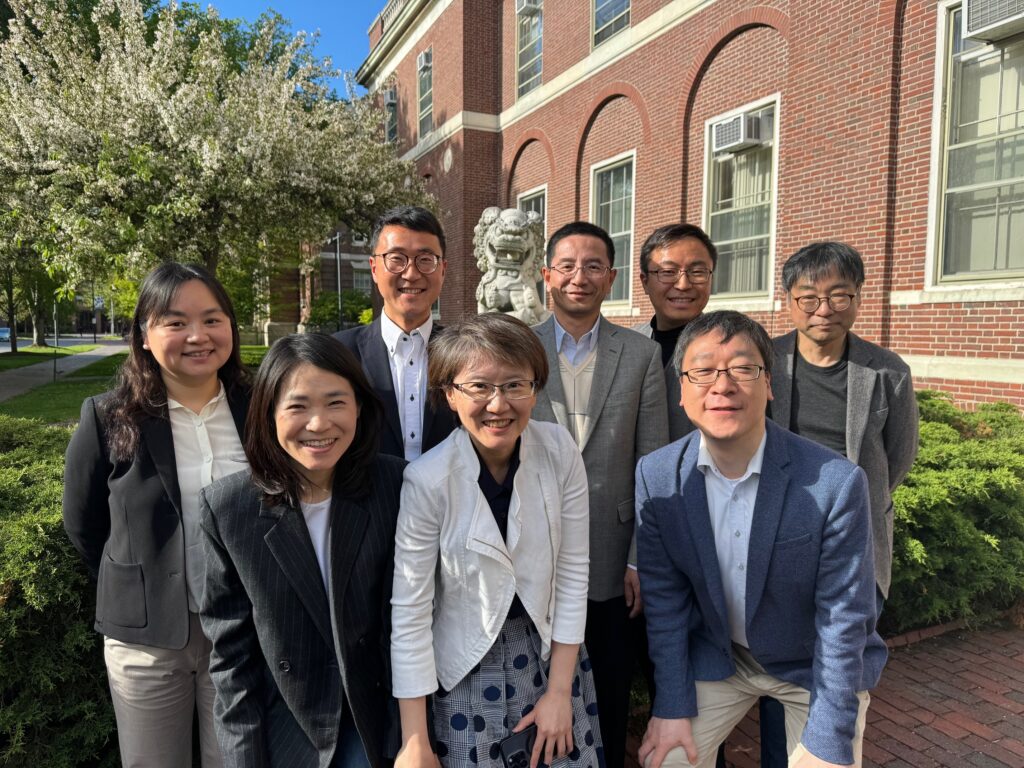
left=198, top=456, right=405, bottom=768
left=334, top=318, right=456, bottom=458
left=62, top=388, right=249, bottom=648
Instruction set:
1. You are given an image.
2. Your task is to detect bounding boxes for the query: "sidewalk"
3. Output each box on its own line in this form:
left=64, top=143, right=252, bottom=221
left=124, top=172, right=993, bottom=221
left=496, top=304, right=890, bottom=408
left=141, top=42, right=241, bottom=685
left=0, top=340, right=128, bottom=403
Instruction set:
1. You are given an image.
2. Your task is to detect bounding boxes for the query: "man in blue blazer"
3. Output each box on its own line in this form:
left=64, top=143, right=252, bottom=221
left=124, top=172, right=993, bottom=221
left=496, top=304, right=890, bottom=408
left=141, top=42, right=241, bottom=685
left=635, top=310, right=886, bottom=768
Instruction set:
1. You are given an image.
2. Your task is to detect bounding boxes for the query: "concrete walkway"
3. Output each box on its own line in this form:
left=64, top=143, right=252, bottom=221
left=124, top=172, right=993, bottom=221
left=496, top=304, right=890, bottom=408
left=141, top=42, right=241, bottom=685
left=0, top=339, right=128, bottom=403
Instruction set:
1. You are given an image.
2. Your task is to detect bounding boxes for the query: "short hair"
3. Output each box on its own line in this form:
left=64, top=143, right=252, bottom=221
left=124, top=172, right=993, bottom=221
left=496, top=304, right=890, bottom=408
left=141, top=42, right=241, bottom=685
left=245, top=333, right=383, bottom=506
left=672, top=310, right=774, bottom=378
left=639, top=223, right=718, bottom=273
left=545, top=221, right=616, bottom=267
left=370, top=205, right=447, bottom=256
left=427, top=313, right=550, bottom=413
left=781, top=241, right=865, bottom=293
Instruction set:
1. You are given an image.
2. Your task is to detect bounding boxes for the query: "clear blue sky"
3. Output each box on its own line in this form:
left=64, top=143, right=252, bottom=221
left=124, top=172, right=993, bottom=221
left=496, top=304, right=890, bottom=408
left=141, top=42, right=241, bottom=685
left=209, top=0, right=386, bottom=90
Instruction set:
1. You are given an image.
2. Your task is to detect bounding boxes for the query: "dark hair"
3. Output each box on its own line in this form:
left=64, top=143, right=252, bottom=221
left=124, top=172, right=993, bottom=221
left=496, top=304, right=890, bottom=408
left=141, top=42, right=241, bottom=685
left=781, top=241, right=865, bottom=293
left=545, top=221, right=616, bottom=267
left=370, top=205, right=446, bottom=256
left=427, top=313, right=549, bottom=413
left=639, top=223, right=718, bottom=273
left=672, top=310, right=773, bottom=378
left=106, top=263, right=248, bottom=461
left=246, top=333, right=382, bottom=506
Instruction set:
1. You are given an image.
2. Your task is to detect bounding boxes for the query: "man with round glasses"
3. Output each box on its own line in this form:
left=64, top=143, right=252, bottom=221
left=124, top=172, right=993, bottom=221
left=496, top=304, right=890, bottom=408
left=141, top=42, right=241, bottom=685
left=334, top=205, right=456, bottom=460
left=634, top=224, right=718, bottom=441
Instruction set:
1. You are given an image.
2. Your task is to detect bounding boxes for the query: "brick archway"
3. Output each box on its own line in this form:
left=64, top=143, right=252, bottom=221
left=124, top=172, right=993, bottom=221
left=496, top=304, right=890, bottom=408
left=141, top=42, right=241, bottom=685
left=506, top=129, right=557, bottom=207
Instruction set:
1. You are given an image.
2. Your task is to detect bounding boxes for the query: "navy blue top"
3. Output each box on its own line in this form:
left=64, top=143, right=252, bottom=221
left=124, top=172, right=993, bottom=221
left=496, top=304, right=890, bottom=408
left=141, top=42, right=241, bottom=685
left=476, top=440, right=526, bottom=619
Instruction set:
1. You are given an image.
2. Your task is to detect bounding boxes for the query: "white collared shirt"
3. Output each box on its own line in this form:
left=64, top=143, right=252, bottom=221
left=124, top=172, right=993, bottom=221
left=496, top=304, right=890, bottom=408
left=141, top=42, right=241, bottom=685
left=167, top=383, right=247, bottom=611
left=697, top=431, right=767, bottom=649
left=299, top=496, right=332, bottom=593
left=379, top=310, right=433, bottom=460
left=553, top=315, right=601, bottom=367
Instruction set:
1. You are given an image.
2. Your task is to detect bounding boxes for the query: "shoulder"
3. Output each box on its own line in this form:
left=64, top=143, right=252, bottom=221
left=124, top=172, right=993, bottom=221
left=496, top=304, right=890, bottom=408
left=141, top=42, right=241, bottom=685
left=604, top=319, right=660, bottom=357
left=203, top=469, right=260, bottom=509
left=333, top=322, right=372, bottom=349
left=404, top=431, right=460, bottom=485
left=370, top=453, right=408, bottom=486
left=767, top=422, right=861, bottom=489
left=640, top=432, right=695, bottom=474
left=522, top=420, right=577, bottom=457
left=631, top=320, right=654, bottom=338
left=772, top=331, right=797, bottom=353
left=848, top=333, right=912, bottom=377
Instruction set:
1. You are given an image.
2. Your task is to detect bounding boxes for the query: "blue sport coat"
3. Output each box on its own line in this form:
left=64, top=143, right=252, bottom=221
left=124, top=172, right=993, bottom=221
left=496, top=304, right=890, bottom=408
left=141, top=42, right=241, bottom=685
left=635, top=420, right=887, bottom=764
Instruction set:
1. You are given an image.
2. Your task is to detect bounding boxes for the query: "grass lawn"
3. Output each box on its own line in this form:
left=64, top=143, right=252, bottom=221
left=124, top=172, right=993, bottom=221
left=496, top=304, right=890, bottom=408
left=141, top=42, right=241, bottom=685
left=0, top=344, right=99, bottom=372
left=240, top=345, right=268, bottom=368
left=66, top=353, right=128, bottom=379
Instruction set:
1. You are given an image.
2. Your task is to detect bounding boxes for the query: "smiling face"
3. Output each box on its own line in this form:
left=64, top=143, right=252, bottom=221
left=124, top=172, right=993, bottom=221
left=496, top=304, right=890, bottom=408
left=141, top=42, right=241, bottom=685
left=640, top=237, right=714, bottom=330
left=274, top=363, right=361, bottom=496
left=542, top=234, right=617, bottom=326
left=371, top=224, right=446, bottom=332
left=679, top=330, right=772, bottom=459
left=446, top=356, right=536, bottom=475
left=787, top=269, right=861, bottom=353
left=143, top=279, right=233, bottom=396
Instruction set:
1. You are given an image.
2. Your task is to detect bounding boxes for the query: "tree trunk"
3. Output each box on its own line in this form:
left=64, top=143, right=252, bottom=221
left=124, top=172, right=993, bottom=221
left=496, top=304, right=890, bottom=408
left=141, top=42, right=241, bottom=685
left=30, top=307, right=48, bottom=346
left=2, top=263, right=18, bottom=353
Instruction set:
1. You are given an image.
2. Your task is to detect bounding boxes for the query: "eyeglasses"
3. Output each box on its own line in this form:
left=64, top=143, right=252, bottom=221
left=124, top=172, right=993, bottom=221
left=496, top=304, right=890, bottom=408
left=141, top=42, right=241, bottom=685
left=450, top=380, right=538, bottom=401
left=646, top=267, right=713, bottom=285
left=374, top=251, right=444, bottom=275
left=681, top=365, right=764, bottom=385
left=548, top=263, right=612, bottom=279
left=793, top=293, right=857, bottom=313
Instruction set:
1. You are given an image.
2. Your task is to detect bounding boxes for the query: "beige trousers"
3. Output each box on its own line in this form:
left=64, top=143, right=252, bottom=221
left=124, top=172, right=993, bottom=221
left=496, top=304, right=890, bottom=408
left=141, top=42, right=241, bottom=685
left=648, top=646, right=870, bottom=768
left=103, top=612, right=223, bottom=768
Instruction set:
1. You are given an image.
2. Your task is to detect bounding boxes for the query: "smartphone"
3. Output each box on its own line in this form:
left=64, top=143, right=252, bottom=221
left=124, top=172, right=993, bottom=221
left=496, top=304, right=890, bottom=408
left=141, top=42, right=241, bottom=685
left=498, top=724, right=538, bottom=768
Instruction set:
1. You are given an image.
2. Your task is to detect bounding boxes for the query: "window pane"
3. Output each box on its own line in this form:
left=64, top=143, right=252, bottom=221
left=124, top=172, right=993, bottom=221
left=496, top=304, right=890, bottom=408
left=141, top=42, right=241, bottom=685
left=418, top=61, right=432, bottom=138
left=943, top=183, right=1024, bottom=277
left=594, top=0, right=629, bottom=45
left=518, top=6, right=543, bottom=97
left=594, top=159, right=633, bottom=302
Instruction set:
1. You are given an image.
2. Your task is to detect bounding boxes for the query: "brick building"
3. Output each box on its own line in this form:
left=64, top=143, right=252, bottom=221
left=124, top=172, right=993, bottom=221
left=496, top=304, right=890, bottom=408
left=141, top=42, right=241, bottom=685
left=356, top=0, right=1024, bottom=409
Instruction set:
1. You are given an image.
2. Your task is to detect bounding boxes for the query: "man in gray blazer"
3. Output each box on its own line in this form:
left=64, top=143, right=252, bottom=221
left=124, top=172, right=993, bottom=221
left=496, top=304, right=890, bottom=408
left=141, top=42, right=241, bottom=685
left=633, top=223, right=717, bottom=441
left=532, top=220, right=669, bottom=768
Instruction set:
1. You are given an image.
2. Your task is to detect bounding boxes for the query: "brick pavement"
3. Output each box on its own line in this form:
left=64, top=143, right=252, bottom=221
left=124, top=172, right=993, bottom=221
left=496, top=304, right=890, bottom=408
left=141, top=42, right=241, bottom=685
left=629, top=624, right=1024, bottom=767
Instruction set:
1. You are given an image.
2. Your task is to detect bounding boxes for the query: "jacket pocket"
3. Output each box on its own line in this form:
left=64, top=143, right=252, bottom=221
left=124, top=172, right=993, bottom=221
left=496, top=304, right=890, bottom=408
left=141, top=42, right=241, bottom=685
left=97, top=556, right=147, bottom=628
left=617, top=499, right=635, bottom=524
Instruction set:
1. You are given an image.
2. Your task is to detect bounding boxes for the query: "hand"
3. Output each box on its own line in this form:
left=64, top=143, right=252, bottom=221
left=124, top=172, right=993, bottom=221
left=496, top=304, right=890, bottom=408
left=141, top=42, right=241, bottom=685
left=791, top=747, right=850, bottom=768
left=395, top=734, right=441, bottom=768
left=638, top=716, right=697, bottom=768
left=624, top=567, right=644, bottom=618
left=515, top=690, right=574, bottom=768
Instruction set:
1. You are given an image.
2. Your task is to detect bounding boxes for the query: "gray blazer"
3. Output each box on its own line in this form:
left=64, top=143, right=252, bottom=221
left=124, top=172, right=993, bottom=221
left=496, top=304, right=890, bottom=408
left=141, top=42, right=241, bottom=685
left=532, top=316, right=669, bottom=601
left=632, top=320, right=695, bottom=441
left=770, top=331, right=919, bottom=597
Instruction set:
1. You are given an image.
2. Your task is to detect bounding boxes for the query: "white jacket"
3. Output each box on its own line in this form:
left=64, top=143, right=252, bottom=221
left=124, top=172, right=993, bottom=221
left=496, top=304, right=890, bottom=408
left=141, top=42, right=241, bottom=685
left=390, top=420, right=590, bottom=698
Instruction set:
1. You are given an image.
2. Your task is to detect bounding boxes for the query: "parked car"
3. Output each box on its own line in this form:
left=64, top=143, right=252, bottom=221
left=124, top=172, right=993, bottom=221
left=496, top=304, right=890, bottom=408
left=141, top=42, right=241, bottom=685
left=0, top=327, right=10, bottom=342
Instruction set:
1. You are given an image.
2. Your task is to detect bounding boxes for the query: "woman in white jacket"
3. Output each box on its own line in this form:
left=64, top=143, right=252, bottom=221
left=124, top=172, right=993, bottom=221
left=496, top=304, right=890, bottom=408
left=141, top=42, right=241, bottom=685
left=391, top=313, right=603, bottom=768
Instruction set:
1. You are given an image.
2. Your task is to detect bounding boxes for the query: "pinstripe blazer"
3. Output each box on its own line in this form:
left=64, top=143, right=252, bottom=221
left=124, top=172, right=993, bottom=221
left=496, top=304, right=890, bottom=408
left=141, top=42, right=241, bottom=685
left=199, top=455, right=405, bottom=768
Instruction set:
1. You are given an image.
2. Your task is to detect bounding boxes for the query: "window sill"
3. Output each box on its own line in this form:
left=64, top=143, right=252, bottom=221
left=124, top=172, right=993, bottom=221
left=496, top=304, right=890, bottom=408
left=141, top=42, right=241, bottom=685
left=889, top=283, right=1024, bottom=305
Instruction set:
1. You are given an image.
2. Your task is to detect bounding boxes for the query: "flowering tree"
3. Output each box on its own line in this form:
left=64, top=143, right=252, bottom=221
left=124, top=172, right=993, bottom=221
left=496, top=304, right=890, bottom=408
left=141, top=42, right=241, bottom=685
left=0, top=0, right=429, bottom=294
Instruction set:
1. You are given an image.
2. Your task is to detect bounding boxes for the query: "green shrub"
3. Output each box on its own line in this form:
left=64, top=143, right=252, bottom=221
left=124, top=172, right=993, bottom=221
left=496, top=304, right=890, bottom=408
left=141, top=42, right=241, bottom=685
left=884, top=391, right=1024, bottom=634
left=0, top=415, right=117, bottom=767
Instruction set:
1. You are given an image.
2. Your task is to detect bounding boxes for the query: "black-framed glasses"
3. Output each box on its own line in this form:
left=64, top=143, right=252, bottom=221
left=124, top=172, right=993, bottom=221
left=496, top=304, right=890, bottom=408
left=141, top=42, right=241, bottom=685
left=647, top=267, right=713, bottom=285
left=374, top=251, right=444, bottom=275
left=450, top=380, right=538, bottom=401
left=681, top=365, right=764, bottom=386
left=548, top=263, right=612, bottom=279
left=793, top=293, right=856, bottom=313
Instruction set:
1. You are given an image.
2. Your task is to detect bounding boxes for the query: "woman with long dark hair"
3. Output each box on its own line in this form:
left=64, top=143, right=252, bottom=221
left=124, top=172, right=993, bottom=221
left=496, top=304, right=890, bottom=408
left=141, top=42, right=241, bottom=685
left=63, top=262, right=249, bottom=767
left=199, top=333, right=404, bottom=768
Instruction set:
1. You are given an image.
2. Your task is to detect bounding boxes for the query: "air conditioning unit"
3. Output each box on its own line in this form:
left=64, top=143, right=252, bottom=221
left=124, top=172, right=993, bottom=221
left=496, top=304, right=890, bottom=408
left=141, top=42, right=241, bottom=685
left=516, top=0, right=542, bottom=16
left=382, top=88, right=397, bottom=106
left=712, top=114, right=763, bottom=154
left=963, top=0, right=1024, bottom=42
left=416, top=50, right=432, bottom=72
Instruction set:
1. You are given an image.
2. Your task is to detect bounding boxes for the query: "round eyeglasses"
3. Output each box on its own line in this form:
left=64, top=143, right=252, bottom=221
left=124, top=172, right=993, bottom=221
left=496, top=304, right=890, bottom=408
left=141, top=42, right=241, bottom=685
left=450, top=380, right=538, bottom=401
left=681, top=365, right=764, bottom=385
left=646, top=267, right=713, bottom=285
left=793, top=293, right=856, bottom=313
left=374, top=251, right=444, bottom=275
left=548, top=263, right=612, bottom=279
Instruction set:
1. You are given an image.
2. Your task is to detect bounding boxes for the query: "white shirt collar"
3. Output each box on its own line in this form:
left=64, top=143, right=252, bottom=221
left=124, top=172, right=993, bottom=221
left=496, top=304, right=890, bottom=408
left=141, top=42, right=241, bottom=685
left=553, top=315, right=601, bottom=356
left=380, top=309, right=433, bottom=353
left=697, top=429, right=767, bottom=484
left=167, top=380, right=227, bottom=415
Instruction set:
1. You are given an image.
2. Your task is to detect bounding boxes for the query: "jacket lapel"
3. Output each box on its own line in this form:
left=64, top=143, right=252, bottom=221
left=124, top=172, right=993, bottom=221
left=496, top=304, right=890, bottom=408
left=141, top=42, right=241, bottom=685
left=679, top=440, right=729, bottom=633
left=533, top=318, right=569, bottom=430
left=261, top=501, right=333, bottom=647
left=360, top=319, right=404, bottom=452
left=455, top=431, right=514, bottom=569
left=421, top=323, right=445, bottom=448
left=227, top=388, right=248, bottom=440
left=845, top=334, right=876, bottom=465
left=140, top=415, right=182, bottom=517
left=745, top=423, right=791, bottom=624
left=770, top=331, right=796, bottom=428
left=580, top=318, right=622, bottom=452
left=327, top=494, right=370, bottom=644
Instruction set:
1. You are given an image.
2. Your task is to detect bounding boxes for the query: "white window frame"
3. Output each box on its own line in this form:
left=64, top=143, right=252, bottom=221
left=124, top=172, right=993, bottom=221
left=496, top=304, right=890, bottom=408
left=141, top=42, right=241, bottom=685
left=589, top=149, right=636, bottom=309
left=517, top=1, right=543, bottom=98
left=417, top=49, right=433, bottom=140
left=352, top=266, right=372, bottom=296
left=517, top=183, right=548, bottom=300
left=916, top=0, right=1024, bottom=305
left=701, top=94, right=780, bottom=312
left=593, top=0, right=630, bottom=48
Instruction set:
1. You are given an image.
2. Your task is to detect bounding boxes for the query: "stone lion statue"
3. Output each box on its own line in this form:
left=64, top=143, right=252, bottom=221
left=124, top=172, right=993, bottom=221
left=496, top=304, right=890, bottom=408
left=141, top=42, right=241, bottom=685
left=473, top=206, right=550, bottom=325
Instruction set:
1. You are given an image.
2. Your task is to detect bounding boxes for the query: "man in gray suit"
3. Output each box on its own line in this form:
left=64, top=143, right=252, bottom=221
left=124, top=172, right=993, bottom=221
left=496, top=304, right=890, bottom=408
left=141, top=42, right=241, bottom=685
left=761, top=241, right=918, bottom=767
left=633, top=223, right=717, bottom=441
left=532, top=220, right=669, bottom=768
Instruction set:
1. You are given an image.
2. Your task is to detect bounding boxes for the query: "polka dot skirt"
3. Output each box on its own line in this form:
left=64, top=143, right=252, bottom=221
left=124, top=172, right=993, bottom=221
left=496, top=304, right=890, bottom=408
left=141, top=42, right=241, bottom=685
left=432, top=614, right=604, bottom=768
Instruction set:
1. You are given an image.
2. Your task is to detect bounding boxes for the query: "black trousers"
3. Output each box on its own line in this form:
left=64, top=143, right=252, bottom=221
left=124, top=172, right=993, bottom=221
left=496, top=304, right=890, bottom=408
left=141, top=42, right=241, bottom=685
left=584, top=596, right=655, bottom=768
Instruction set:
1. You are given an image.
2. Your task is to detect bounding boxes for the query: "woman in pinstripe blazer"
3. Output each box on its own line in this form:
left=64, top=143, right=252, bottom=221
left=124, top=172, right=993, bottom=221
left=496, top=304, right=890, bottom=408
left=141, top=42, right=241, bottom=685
left=199, top=334, right=405, bottom=768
